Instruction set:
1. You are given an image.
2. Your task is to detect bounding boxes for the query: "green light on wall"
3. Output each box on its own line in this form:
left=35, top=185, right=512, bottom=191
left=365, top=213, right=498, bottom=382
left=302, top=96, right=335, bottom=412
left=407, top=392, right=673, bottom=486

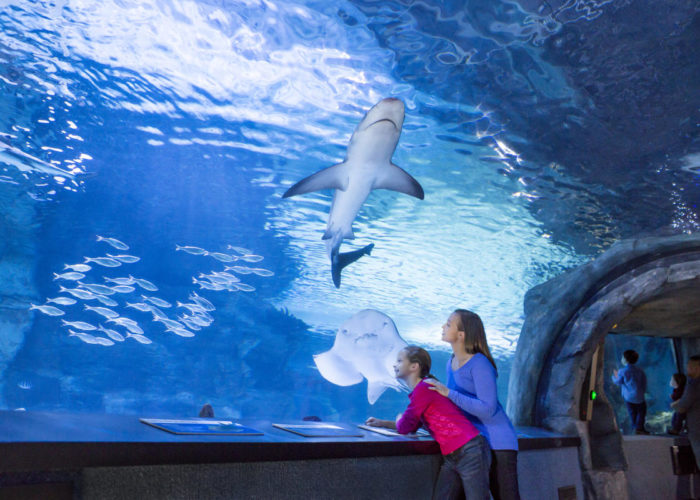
left=590, top=390, right=597, bottom=401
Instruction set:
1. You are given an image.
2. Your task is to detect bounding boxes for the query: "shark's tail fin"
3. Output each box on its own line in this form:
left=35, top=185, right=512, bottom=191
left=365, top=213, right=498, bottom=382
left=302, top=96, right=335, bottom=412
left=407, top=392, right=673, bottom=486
left=331, top=243, right=374, bottom=288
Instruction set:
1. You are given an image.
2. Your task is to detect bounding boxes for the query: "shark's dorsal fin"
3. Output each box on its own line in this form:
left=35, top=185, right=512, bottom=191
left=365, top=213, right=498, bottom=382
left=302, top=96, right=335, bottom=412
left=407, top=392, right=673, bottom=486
left=373, top=163, right=425, bottom=199
left=283, top=163, right=349, bottom=198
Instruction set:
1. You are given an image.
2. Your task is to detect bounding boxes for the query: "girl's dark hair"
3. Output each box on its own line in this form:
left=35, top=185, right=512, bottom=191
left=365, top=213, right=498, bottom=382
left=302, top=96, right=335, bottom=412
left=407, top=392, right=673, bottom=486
left=623, top=350, right=639, bottom=364
left=403, top=346, right=436, bottom=380
left=453, top=309, right=497, bottom=372
left=674, top=372, right=687, bottom=389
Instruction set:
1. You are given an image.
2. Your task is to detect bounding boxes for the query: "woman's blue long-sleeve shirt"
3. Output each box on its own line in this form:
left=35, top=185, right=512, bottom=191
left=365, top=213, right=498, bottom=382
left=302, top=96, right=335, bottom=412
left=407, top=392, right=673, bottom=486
left=446, top=352, right=518, bottom=451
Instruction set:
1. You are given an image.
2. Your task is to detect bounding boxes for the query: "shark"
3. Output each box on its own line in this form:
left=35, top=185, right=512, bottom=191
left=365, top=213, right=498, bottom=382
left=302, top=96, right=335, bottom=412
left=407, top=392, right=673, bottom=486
left=283, top=97, right=424, bottom=287
left=313, top=309, right=408, bottom=404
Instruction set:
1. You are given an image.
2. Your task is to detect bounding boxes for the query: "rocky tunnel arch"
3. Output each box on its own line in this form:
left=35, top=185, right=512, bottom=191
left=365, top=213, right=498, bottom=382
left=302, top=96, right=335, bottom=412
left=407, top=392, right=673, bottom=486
left=507, top=234, right=700, bottom=499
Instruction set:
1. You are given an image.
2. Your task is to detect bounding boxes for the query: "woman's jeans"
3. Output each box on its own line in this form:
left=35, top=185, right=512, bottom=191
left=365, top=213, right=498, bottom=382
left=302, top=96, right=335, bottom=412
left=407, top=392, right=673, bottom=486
left=490, top=449, right=521, bottom=500
left=433, top=434, right=491, bottom=500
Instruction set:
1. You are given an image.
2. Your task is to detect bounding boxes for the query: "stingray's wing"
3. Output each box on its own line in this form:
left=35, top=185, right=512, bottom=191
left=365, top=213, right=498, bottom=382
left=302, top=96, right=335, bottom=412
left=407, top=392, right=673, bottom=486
left=314, top=349, right=363, bottom=386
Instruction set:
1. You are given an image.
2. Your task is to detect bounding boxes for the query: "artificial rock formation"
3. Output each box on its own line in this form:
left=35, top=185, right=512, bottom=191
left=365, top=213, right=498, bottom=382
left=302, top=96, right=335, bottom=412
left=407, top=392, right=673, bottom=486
left=507, top=233, right=700, bottom=499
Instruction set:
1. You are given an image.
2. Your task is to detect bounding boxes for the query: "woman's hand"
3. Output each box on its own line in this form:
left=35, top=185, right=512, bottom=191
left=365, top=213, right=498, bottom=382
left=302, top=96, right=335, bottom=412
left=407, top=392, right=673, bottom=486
left=424, top=378, right=449, bottom=397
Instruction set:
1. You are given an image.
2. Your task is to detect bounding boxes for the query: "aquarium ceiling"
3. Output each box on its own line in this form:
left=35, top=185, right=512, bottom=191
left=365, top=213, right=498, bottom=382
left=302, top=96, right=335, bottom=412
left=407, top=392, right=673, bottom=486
left=0, top=0, right=698, bottom=355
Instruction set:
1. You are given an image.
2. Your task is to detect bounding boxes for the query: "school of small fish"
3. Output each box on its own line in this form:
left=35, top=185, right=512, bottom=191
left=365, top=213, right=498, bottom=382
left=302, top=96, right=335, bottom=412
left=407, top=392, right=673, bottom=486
left=175, top=244, right=273, bottom=293
left=29, top=236, right=274, bottom=348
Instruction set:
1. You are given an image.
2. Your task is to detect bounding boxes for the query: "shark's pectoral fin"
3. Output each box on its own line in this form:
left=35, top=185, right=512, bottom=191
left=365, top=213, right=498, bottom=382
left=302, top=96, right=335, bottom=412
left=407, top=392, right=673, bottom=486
left=283, top=163, right=349, bottom=198
left=313, top=350, right=364, bottom=386
left=373, top=163, right=425, bottom=200
left=331, top=243, right=374, bottom=288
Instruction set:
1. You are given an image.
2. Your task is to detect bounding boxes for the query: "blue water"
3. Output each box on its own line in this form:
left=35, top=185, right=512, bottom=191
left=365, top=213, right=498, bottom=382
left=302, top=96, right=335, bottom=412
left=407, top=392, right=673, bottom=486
left=0, top=0, right=698, bottom=421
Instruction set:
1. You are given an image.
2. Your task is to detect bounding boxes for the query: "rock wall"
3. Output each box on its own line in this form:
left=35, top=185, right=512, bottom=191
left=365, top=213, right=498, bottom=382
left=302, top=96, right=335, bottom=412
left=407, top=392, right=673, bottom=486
left=507, top=234, right=700, bottom=499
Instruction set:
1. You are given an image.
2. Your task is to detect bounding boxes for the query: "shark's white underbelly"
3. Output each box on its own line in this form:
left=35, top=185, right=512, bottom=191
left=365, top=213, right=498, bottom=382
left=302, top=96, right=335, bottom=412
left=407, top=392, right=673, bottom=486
left=326, top=174, right=374, bottom=240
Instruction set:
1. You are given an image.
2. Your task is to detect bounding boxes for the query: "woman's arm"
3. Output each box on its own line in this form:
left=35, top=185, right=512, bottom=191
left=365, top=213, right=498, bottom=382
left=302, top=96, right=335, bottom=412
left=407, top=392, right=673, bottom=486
left=446, top=357, right=498, bottom=419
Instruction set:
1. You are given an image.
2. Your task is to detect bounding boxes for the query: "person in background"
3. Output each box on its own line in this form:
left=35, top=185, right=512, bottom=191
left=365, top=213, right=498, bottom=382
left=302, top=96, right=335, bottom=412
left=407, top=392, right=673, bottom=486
left=672, top=356, right=700, bottom=468
left=612, top=349, right=648, bottom=434
left=425, top=309, right=520, bottom=500
left=366, top=345, right=490, bottom=500
left=668, top=372, right=687, bottom=435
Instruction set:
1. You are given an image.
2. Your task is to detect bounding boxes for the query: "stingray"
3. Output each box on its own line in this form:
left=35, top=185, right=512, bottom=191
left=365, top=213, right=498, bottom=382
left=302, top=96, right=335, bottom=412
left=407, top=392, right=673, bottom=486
left=314, top=309, right=408, bottom=404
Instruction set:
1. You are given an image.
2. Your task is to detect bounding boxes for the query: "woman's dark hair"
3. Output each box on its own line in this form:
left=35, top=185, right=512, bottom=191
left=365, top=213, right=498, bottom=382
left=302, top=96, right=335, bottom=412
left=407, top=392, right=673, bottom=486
left=453, top=309, right=497, bottom=372
left=623, top=350, right=639, bottom=364
left=673, top=373, right=687, bottom=389
left=402, top=346, right=436, bottom=379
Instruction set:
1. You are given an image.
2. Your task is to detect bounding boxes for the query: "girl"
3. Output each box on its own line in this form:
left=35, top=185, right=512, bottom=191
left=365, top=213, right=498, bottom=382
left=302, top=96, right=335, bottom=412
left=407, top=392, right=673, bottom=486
left=366, top=345, right=490, bottom=500
left=669, top=372, right=687, bottom=435
left=425, top=309, right=520, bottom=500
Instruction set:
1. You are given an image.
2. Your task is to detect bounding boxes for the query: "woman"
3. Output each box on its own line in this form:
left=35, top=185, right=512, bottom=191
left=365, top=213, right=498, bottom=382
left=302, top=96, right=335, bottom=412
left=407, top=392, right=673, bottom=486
left=426, top=309, right=520, bottom=500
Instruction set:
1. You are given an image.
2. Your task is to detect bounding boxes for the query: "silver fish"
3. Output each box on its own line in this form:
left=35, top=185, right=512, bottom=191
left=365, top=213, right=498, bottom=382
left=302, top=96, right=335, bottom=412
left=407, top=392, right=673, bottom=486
left=126, top=302, right=154, bottom=312
left=208, top=252, right=237, bottom=263
left=189, top=292, right=214, bottom=311
left=141, top=295, right=171, bottom=308
left=64, top=263, right=92, bottom=272
left=224, top=266, right=254, bottom=275
left=250, top=268, right=274, bottom=277
left=98, top=324, right=126, bottom=342
left=84, top=256, right=121, bottom=268
left=177, top=315, right=203, bottom=331
left=107, top=318, right=144, bottom=335
left=30, top=304, right=64, bottom=316
left=78, top=282, right=116, bottom=295
left=180, top=314, right=211, bottom=327
left=96, top=235, right=129, bottom=250
left=192, top=278, right=224, bottom=291
left=46, top=297, right=77, bottom=306
left=94, top=294, right=119, bottom=307
left=212, top=271, right=241, bottom=281
left=175, top=245, right=208, bottom=255
left=107, top=253, right=140, bottom=264
left=84, top=304, right=119, bottom=319
left=199, top=273, right=238, bottom=285
left=104, top=276, right=136, bottom=285
left=131, top=276, right=158, bottom=291
left=168, top=327, right=195, bottom=338
left=127, top=333, right=152, bottom=344
left=59, top=286, right=96, bottom=300
left=62, top=319, right=97, bottom=331
left=53, top=271, right=85, bottom=281
left=226, top=245, right=251, bottom=255
left=239, top=254, right=264, bottom=263
left=68, top=329, right=100, bottom=344
left=93, top=336, right=116, bottom=346
left=177, top=301, right=208, bottom=314
left=158, top=318, right=185, bottom=330
left=112, top=285, right=135, bottom=294
left=234, top=283, right=256, bottom=292
left=148, top=305, right=168, bottom=321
